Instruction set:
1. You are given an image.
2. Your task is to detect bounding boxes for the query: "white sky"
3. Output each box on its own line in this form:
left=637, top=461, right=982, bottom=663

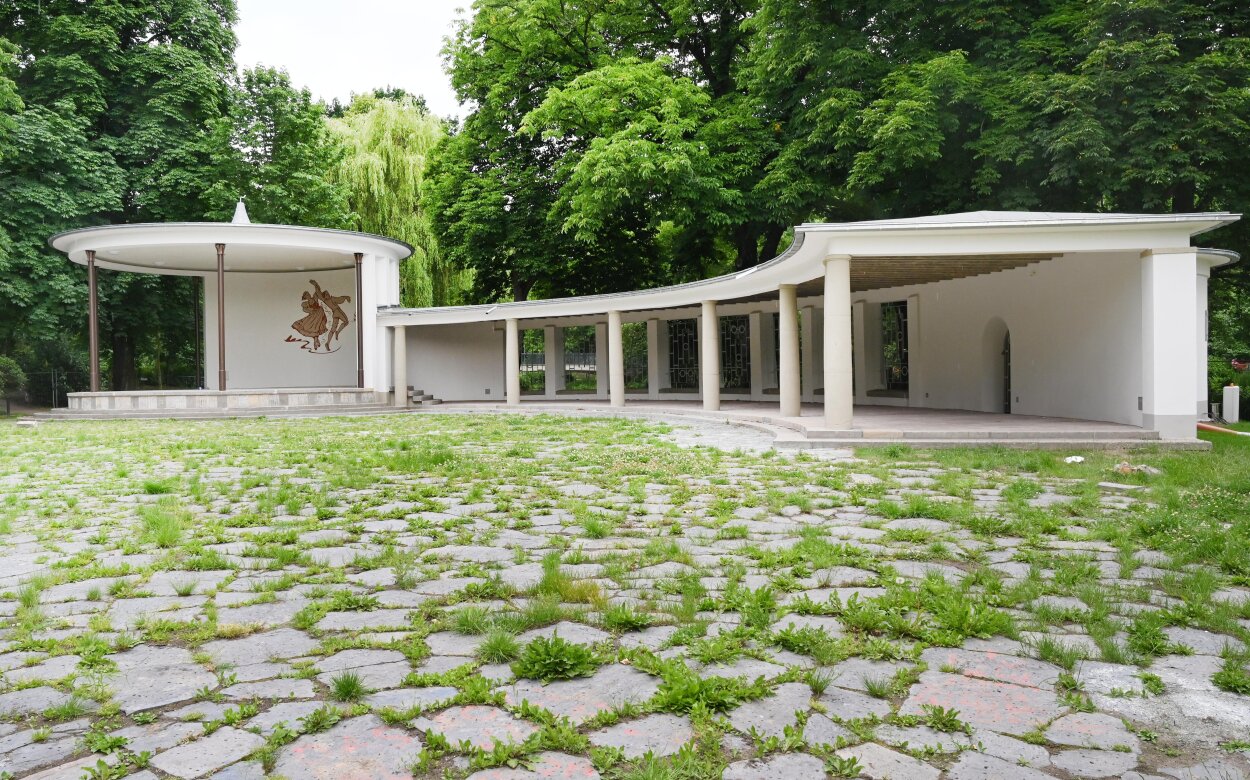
left=234, top=0, right=469, bottom=118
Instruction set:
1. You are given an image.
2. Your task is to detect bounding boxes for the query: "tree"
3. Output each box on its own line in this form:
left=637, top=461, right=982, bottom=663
left=203, top=67, right=350, bottom=228
left=429, top=0, right=776, bottom=304
left=0, top=0, right=240, bottom=389
left=0, top=354, right=25, bottom=414
left=328, top=95, right=464, bottom=307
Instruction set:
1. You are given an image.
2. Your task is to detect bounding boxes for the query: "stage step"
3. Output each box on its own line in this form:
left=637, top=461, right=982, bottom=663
left=32, top=404, right=409, bottom=421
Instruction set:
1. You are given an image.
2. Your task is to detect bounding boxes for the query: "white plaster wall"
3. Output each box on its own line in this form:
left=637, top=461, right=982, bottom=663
left=407, top=321, right=505, bottom=401
left=203, top=270, right=359, bottom=389
left=855, top=252, right=1147, bottom=426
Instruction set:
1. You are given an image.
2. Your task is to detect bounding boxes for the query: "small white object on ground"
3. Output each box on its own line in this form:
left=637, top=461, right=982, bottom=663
left=1063, top=455, right=1084, bottom=464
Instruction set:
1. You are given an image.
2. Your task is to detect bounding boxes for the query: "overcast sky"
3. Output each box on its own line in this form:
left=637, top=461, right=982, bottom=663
left=234, top=0, right=469, bottom=117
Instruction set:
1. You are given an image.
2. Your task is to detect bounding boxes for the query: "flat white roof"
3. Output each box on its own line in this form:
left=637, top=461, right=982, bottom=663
left=49, top=222, right=413, bottom=275
left=379, top=210, right=1240, bottom=327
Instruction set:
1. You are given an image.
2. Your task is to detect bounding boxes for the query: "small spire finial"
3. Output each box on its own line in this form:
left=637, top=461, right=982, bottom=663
left=232, top=199, right=250, bottom=225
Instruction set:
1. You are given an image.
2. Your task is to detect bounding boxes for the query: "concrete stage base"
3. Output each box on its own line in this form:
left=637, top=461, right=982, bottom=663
left=421, top=400, right=1207, bottom=450
left=42, top=387, right=391, bottom=419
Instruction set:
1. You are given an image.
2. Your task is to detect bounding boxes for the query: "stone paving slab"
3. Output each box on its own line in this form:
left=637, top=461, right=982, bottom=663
left=465, top=751, right=601, bottom=779
left=272, top=714, right=422, bottom=779
left=412, top=704, right=539, bottom=749
left=948, top=751, right=1055, bottom=779
left=920, top=646, right=1063, bottom=688
left=1051, top=747, right=1140, bottom=777
left=722, top=752, right=826, bottom=779
left=1046, top=711, right=1141, bottom=752
left=899, top=671, right=1065, bottom=735
left=727, top=682, right=811, bottom=738
left=587, top=713, right=694, bottom=758
left=504, top=664, right=659, bottom=722
left=835, top=741, right=941, bottom=780
left=149, top=726, right=266, bottom=779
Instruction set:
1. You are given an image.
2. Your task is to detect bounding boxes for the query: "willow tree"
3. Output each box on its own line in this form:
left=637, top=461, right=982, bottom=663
left=329, top=96, right=464, bottom=308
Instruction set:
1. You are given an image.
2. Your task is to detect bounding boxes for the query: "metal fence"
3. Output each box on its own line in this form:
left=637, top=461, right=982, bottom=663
left=19, top=371, right=198, bottom=409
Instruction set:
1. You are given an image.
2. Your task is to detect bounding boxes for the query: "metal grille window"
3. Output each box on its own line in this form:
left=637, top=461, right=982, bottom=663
left=766, top=312, right=780, bottom=389
left=881, top=301, right=909, bottom=391
left=668, top=319, right=699, bottom=390
left=519, top=329, right=545, bottom=392
left=720, top=315, right=751, bottom=391
left=563, top=325, right=597, bottom=391
left=622, top=322, right=648, bottom=389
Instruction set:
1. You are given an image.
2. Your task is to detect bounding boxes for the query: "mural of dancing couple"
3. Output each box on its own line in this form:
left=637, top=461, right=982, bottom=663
left=287, top=280, right=352, bottom=353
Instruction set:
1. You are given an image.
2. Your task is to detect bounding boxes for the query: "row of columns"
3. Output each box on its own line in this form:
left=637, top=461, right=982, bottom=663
left=84, top=247, right=367, bottom=393
left=496, top=255, right=854, bottom=429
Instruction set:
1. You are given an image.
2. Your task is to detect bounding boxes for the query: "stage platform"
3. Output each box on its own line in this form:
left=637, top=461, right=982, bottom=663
left=38, top=387, right=393, bottom=420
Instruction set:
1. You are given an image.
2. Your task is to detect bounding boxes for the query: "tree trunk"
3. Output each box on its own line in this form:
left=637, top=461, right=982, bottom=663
left=110, top=331, right=138, bottom=390
left=760, top=225, right=784, bottom=263
left=733, top=225, right=761, bottom=271
left=511, top=272, right=533, bottom=303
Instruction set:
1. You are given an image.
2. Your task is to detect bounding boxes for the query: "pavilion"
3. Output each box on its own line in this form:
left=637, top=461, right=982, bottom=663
left=49, top=209, right=1239, bottom=444
left=49, top=203, right=412, bottom=413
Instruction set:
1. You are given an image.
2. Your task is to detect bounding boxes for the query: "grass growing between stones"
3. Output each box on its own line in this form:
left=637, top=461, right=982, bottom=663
left=1, top=414, right=1248, bottom=778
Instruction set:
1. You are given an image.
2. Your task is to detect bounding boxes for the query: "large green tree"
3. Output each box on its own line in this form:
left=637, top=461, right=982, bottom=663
left=203, top=67, right=351, bottom=228
left=0, top=0, right=239, bottom=390
left=329, top=95, right=465, bottom=307
left=429, top=0, right=776, bottom=304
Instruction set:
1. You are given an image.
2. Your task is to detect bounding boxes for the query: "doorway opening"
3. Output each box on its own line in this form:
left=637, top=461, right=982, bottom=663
left=1002, top=331, right=1012, bottom=414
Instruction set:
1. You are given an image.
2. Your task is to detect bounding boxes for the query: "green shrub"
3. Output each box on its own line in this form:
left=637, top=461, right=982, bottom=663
left=0, top=356, right=27, bottom=413
left=511, top=635, right=599, bottom=682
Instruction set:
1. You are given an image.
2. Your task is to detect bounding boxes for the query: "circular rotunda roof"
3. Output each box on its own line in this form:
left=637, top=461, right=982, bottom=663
left=49, top=221, right=413, bottom=276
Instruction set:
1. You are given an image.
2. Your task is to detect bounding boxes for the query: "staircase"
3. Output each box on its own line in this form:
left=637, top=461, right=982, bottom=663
left=408, top=387, right=443, bottom=406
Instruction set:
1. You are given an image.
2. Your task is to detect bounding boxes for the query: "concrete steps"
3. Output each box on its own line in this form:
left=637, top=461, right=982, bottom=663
left=408, top=388, right=442, bottom=406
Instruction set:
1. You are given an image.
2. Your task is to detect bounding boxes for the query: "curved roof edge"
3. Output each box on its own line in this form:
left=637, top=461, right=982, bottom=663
left=50, top=222, right=414, bottom=259
left=380, top=210, right=1242, bottom=327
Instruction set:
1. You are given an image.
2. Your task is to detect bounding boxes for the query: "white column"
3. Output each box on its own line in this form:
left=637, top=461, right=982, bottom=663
left=646, top=319, right=661, bottom=399
left=779, top=285, right=801, bottom=417
left=823, top=255, right=853, bottom=429
left=1141, top=248, right=1199, bottom=438
left=701, top=300, right=720, bottom=410
left=505, top=318, right=520, bottom=406
left=748, top=311, right=764, bottom=401
left=800, top=305, right=815, bottom=402
left=906, top=294, right=921, bottom=406
left=608, top=310, right=625, bottom=407
left=760, top=310, right=777, bottom=391
left=852, top=300, right=867, bottom=403
left=594, top=322, right=608, bottom=398
left=391, top=324, right=407, bottom=407
left=1197, top=264, right=1211, bottom=417
left=544, top=325, right=561, bottom=399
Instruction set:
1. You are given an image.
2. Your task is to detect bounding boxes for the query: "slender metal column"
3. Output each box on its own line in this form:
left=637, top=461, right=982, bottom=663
left=215, top=243, right=226, bottom=391
left=355, top=253, right=364, bottom=388
left=86, top=250, right=100, bottom=392
left=193, top=277, right=202, bottom=389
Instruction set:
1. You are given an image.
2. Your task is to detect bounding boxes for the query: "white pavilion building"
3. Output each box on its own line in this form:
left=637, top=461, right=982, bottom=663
left=50, top=209, right=1240, bottom=445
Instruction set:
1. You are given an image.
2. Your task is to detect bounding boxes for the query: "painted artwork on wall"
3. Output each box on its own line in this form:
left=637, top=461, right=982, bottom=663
left=286, top=279, right=352, bottom=353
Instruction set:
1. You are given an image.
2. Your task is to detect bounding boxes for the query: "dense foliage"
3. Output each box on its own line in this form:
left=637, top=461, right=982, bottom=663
left=1, top=1, right=1249, bottom=398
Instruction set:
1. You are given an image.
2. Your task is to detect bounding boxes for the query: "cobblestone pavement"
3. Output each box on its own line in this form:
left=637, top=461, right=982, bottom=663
left=1, top=414, right=1248, bottom=779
